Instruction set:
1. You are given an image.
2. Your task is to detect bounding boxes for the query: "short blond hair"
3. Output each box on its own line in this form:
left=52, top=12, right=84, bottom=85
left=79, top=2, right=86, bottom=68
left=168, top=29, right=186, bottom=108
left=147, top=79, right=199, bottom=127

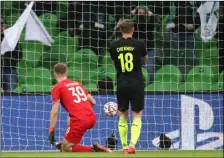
left=53, top=63, right=67, bottom=75
left=119, top=19, right=134, bottom=34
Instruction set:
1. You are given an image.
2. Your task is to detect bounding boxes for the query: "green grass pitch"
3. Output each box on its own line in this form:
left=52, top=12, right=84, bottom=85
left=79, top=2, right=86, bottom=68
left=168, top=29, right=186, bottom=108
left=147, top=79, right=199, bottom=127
left=2, top=150, right=223, bottom=158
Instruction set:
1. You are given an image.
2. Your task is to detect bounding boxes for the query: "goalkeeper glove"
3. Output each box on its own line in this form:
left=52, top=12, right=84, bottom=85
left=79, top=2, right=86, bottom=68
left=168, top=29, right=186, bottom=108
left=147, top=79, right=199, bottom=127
left=48, top=127, right=56, bottom=145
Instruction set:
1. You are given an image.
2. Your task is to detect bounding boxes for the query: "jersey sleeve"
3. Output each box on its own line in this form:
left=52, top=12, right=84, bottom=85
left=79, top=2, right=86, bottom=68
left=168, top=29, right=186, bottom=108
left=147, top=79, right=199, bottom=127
left=51, top=86, right=60, bottom=102
left=141, top=41, right=147, bottom=57
left=109, top=42, right=116, bottom=60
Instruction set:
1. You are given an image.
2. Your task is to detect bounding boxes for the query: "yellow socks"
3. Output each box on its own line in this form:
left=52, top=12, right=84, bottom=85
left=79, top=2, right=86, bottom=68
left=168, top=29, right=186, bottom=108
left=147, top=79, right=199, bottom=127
left=118, top=118, right=128, bottom=149
left=119, top=117, right=142, bottom=149
left=130, top=118, right=142, bottom=148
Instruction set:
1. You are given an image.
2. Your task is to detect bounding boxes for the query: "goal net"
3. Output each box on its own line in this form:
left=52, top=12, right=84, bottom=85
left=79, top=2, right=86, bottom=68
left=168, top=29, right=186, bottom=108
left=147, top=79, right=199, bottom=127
left=1, top=1, right=223, bottom=151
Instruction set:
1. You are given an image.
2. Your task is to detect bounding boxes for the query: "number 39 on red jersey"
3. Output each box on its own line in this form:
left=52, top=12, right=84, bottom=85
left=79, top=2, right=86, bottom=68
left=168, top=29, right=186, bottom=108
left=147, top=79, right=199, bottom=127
left=68, top=86, right=87, bottom=103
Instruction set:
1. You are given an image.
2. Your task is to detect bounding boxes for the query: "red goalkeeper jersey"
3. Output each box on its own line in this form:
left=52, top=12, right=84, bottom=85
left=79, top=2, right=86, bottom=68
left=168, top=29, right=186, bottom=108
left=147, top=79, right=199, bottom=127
left=51, top=79, right=95, bottom=120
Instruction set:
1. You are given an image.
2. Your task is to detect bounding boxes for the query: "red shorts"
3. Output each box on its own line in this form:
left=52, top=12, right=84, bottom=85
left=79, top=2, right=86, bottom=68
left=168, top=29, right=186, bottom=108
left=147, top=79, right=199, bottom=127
left=64, top=114, right=96, bottom=144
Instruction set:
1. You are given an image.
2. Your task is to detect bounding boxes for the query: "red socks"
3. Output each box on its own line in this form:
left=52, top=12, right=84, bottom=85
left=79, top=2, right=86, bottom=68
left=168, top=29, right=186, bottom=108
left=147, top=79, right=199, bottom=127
left=72, top=144, right=93, bottom=152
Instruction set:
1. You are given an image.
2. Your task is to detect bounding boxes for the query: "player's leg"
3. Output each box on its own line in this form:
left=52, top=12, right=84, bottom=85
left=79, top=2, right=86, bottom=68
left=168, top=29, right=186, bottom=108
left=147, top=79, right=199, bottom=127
left=117, top=86, right=129, bottom=151
left=62, top=116, right=111, bottom=152
left=62, top=125, right=93, bottom=152
left=61, top=138, right=98, bottom=152
left=61, top=138, right=74, bottom=152
left=61, top=139, right=112, bottom=152
left=129, top=110, right=142, bottom=153
left=118, top=110, right=128, bottom=150
left=129, top=84, right=145, bottom=153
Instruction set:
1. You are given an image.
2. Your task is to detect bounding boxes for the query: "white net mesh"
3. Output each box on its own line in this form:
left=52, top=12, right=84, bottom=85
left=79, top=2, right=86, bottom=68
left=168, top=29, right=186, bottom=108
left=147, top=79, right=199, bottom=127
left=1, top=1, right=223, bottom=151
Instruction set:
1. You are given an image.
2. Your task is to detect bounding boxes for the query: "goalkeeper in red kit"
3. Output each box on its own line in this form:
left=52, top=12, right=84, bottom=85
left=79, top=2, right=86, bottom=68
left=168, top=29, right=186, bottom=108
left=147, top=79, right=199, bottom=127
left=48, top=63, right=112, bottom=152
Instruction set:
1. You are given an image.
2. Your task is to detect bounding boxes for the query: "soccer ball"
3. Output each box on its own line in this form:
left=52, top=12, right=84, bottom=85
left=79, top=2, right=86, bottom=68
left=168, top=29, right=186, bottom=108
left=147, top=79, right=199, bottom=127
left=104, top=102, right=118, bottom=117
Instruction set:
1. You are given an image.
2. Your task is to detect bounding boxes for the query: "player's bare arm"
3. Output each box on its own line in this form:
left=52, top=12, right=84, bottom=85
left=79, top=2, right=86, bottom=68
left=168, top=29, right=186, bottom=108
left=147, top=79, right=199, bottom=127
left=50, top=101, right=60, bottom=129
left=48, top=101, right=60, bottom=145
left=87, top=94, right=96, bottom=106
left=67, top=117, right=70, bottom=126
left=143, top=54, right=148, bottom=64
